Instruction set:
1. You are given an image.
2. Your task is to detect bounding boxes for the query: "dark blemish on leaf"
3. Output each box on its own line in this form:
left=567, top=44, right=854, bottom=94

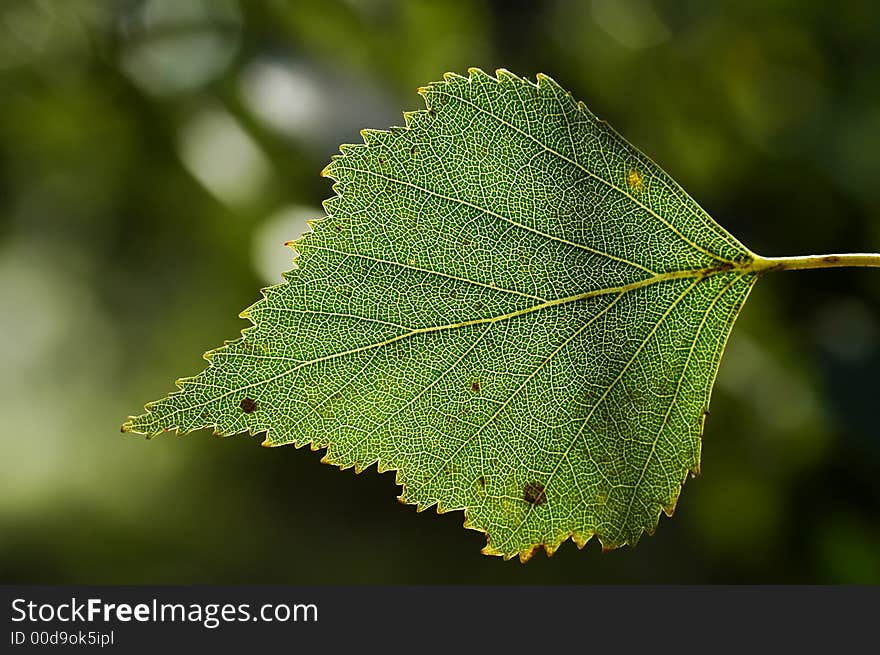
left=240, top=397, right=257, bottom=414
left=471, top=380, right=481, bottom=393
left=334, top=224, right=342, bottom=232
left=523, top=482, right=546, bottom=506
left=409, top=145, right=416, bottom=155
left=823, top=255, right=841, bottom=264
left=378, top=157, right=384, bottom=164
left=478, top=475, right=486, bottom=488
left=698, top=406, right=710, bottom=439
left=708, top=262, right=734, bottom=273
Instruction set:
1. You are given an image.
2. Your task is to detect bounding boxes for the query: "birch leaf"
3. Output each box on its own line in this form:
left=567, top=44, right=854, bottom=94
left=124, top=69, right=761, bottom=561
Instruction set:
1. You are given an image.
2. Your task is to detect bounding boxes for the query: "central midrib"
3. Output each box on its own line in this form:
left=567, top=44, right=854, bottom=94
left=159, top=262, right=755, bottom=423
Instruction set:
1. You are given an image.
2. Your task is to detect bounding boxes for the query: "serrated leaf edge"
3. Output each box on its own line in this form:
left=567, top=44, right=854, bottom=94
left=122, top=68, right=759, bottom=562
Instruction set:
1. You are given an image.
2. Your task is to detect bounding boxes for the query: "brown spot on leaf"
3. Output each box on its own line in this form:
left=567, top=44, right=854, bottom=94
left=378, top=157, right=384, bottom=164
left=698, top=406, right=710, bottom=439
left=523, top=481, right=546, bottom=506
left=708, top=262, right=734, bottom=273
left=240, top=397, right=257, bottom=414
left=409, top=145, right=416, bottom=155
left=478, top=475, right=486, bottom=488
left=824, top=255, right=841, bottom=264
left=470, top=380, right=481, bottom=393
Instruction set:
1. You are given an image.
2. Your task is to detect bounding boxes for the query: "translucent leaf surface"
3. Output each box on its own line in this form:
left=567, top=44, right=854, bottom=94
left=124, top=69, right=760, bottom=560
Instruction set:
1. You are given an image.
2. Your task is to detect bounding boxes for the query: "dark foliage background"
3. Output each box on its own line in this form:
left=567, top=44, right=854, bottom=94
left=1, top=0, right=878, bottom=583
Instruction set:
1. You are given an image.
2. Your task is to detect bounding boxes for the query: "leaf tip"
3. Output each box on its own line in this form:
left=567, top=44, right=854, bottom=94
left=359, top=128, right=384, bottom=146
left=401, top=110, right=419, bottom=127
left=479, top=542, right=502, bottom=559
left=521, top=542, right=559, bottom=563
left=534, top=72, right=560, bottom=91
left=571, top=531, right=591, bottom=549
left=661, top=499, right=679, bottom=518
left=494, top=68, right=521, bottom=85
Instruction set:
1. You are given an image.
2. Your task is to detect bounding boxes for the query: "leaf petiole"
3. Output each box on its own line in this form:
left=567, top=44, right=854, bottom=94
left=752, top=253, right=880, bottom=273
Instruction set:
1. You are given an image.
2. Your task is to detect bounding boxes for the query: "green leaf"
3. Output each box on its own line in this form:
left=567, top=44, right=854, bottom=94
left=124, top=68, right=761, bottom=561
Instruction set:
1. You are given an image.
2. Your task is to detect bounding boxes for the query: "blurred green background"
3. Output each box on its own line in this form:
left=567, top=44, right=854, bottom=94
left=1, top=0, right=879, bottom=584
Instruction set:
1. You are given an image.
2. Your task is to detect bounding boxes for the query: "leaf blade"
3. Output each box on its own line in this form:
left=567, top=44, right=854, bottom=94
left=124, top=69, right=759, bottom=559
